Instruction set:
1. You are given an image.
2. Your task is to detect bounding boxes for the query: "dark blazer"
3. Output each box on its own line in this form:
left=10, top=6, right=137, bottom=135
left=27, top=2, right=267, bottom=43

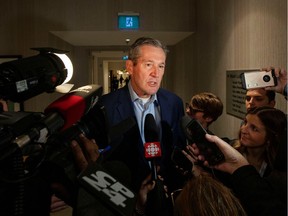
left=232, top=165, right=287, bottom=216
left=98, top=85, right=186, bottom=193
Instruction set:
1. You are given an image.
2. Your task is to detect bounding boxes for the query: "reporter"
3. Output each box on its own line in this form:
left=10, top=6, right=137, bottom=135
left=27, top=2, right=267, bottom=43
left=188, top=134, right=287, bottom=216
left=173, top=174, right=247, bottom=216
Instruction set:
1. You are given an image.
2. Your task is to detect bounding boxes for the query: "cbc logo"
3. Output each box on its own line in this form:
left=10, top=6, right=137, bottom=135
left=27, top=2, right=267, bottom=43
left=144, top=142, right=161, bottom=158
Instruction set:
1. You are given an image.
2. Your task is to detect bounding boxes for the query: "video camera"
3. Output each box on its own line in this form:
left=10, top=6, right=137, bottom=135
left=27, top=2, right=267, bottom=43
left=0, top=49, right=110, bottom=179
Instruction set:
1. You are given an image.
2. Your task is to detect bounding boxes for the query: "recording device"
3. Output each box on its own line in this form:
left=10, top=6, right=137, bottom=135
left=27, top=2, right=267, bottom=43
left=0, top=84, right=102, bottom=161
left=144, top=113, right=161, bottom=180
left=171, top=147, right=193, bottom=173
left=181, top=115, right=224, bottom=165
left=0, top=48, right=138, bottom=216
left=78, top=160, right=136, bottom=216
left=241, top=70, right=277, bottom=89
left=0, top=48, right=73, bottom=102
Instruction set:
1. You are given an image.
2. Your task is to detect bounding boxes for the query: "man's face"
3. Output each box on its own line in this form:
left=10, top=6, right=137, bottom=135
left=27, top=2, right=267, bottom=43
left=245, top=88, right=275, bottom=112
left=126, top=45, right=165, bottom=98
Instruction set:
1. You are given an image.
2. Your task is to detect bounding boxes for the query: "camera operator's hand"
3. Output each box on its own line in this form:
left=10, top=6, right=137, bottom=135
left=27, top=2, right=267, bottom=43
left=262, top=66, right=287, bottom=95
left=198, top=134, right=249, bottom=174
left=70, top=133, right=100, bottom=171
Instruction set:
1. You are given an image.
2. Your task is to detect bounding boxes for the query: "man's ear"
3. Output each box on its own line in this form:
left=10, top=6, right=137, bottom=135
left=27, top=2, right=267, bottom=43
left=126, top=60, right=133, bottom=75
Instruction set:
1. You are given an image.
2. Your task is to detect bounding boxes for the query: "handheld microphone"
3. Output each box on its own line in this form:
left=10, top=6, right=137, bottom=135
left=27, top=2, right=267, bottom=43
left=144, top=113, right=161, bottom=180
left=12, top=84, right=103, bottom=150
left=77, top=160, right=136, bottom=216
left=144, top=114, right=169, bottom=216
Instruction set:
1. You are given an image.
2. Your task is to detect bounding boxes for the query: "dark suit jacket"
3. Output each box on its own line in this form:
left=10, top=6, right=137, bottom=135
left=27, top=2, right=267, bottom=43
left=98, top=85, right=186, bottom=193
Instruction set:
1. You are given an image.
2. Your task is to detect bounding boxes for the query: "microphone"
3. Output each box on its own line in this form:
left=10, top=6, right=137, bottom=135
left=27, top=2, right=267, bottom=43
left=144, top=113, right=161, bottom=180
left=44, top=84, right=103, bottom=131
left=77, top=160, right=136, bottom=216
left=144, top=114, right=169, bottom=216
left=12, top=84, right=103, bottom=149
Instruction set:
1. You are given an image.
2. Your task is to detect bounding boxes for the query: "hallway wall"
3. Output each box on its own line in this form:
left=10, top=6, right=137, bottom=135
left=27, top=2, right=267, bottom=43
left=170, top=0, right=287, bottom=138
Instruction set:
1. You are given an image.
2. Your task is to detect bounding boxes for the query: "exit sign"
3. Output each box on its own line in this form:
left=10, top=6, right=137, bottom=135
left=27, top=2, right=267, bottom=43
left=118, top=12, right=139, bottom=29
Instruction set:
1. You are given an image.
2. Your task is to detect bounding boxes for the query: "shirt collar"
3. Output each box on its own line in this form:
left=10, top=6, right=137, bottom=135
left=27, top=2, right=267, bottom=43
left=128, top=81, right=158, bottom=104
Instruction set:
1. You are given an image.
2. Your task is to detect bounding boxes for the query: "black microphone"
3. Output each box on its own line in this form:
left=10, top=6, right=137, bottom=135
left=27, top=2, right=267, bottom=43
left=77, top=160, right=136, bottom=216
left=144, top=113, right=168, bottom=216
left=144, top=113, right=161, bottom=180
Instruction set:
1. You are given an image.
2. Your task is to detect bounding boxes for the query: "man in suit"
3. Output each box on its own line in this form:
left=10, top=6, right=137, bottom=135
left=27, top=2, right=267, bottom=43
left=98, top=37, right=186, bottom=200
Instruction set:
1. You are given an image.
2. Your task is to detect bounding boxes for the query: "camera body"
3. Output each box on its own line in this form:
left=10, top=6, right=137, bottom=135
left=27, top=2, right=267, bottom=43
left=241, top=70, right=277, bottom=89
left=182, top=117, right=224, bottom=165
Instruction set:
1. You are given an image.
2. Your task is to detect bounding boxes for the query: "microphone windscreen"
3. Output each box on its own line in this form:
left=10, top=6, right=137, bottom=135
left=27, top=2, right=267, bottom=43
left=44, top=84, right=102, bottom=130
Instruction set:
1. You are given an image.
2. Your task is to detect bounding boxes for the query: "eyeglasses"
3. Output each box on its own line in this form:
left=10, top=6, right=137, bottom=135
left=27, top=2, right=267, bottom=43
left=170, top=188, right=182, bottom=206
left=185, top=103, right=204, bottom=115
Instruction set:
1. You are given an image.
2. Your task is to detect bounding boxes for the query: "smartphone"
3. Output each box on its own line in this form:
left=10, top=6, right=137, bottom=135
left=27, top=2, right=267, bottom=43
left=182, top=117, right=224, bottom=165
left=240, top=70, right=277, bottom=89
left=171, top=147, right=193, bottom=172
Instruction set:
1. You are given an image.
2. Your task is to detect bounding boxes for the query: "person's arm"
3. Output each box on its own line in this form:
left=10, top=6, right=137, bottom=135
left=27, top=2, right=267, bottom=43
left=183, top=134, right=249, bottom=174
left=202, top=134, right=287, bottom=216
left=133, top=174, right=155, bottom=216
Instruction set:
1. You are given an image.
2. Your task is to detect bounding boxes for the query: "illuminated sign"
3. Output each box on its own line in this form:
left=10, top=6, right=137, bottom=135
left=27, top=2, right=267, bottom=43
left=118, top=13, right=139, bottom=29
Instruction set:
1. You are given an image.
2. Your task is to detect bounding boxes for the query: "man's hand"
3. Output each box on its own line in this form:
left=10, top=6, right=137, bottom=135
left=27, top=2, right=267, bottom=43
left=70, top=133, right=100, bottom=171
left=50, top=194, right=68, bottom=213
left=263, top=67, right=287, bottom=95
left=201, top=134, right=249, bottom=174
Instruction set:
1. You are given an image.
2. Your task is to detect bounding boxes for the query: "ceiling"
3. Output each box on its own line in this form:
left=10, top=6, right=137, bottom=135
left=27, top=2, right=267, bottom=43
left=50, top=31, right=194, bottom=46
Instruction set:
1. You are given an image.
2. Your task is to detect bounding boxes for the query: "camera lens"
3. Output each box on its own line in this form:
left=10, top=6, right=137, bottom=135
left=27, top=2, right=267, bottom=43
left=263, top=75, right=271, bottom=82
